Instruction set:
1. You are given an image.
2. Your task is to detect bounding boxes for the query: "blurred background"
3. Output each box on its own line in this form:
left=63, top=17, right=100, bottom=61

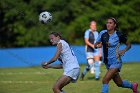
left=0, top=0, right=140, bottom=67
left=0, top=1, right=140, bottom=93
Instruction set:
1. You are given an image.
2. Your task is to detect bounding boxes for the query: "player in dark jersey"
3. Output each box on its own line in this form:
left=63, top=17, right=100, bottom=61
left=95, top=17, right=139, bottom=93
left=80, top=21, right=101, bottom=80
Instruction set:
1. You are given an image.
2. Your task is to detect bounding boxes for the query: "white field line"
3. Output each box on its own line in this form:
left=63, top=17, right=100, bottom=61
left=0, top=72, right=47, bottom=75
left=0, top=80, right=49, bottom=84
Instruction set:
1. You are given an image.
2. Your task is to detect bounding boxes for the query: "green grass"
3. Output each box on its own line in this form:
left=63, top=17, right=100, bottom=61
left=0, top=63, right=140, bottom=93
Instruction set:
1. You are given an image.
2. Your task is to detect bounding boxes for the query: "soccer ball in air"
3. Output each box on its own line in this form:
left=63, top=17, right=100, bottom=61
left=39, top=11, right=52, bottom=24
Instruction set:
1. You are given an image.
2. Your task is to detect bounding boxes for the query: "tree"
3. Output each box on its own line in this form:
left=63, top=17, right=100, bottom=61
left=0, top=0, right=140, bottom=48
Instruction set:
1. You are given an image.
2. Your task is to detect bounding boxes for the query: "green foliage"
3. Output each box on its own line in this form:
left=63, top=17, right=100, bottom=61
left=0, top=0, right=140, bottom=47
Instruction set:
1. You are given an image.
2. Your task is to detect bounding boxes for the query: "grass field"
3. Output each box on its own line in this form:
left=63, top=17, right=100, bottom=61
left=0, top=63, right=140, bottom=93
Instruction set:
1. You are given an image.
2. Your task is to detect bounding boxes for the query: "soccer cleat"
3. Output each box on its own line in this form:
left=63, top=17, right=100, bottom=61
left=95, top=76, right=100, bottom=80
left=132, top=83, right=139, bottom=93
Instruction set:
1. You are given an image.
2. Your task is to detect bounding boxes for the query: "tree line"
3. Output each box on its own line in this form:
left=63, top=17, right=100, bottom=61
left=0, top=0, right=140, bottom=48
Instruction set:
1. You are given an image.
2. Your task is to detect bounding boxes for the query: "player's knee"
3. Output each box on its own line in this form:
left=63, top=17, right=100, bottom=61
left=88, top=58, right=94, bottom=64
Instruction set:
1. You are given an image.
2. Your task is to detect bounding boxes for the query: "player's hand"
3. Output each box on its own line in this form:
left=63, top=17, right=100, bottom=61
left=119, top=50, right=125, bottom=56
left=98, top=42, right=102, bottom=48
left=96, top=43, right=102, bottom=48
left=95, top=42, right=102, bottom=49
left=91, top=44, right=95, bottom=49
left=41, top=62, right=49, bottom=69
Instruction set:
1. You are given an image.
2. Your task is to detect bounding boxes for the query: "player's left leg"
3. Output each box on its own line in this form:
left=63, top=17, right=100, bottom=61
left=53, top=75, right=71, bottom=93
left=93, top=49, right=101, bottom=80
left=113, top=73, right=139, bottom=93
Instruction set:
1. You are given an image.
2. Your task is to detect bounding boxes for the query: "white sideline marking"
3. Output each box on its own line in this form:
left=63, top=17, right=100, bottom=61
left=0, top=81, right=49, bottom=84
left=0, top=72, right=47, bottom=75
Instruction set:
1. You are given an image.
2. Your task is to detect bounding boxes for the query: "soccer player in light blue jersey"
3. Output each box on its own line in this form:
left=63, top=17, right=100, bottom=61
left=80, top=21, right=101, bottom=80
left=42, top=32, right=80, bottom=93
left=95, top=17, right=139, bottom=93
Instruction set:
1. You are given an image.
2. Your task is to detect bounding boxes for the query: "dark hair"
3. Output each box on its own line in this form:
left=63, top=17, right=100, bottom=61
left=49, top=32, right=62, bottom=39
left=108, top=17, right=119, bottom=31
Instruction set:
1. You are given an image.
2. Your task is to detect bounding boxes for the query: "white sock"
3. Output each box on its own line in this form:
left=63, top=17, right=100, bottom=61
left=90, top=66, right=95, bottom=74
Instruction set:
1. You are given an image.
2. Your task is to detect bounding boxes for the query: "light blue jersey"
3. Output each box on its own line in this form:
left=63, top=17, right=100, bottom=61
left=84, top=29, right=99, bottom=44
left=97, top=30, right=127, bottom=65
left=84, top=29, right=99, bottom=57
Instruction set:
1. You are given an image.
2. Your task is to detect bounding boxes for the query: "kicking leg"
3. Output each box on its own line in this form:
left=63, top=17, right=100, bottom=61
left=113, top=73, right=139, bottom=93
left=53, top=75, right=72, bottom=93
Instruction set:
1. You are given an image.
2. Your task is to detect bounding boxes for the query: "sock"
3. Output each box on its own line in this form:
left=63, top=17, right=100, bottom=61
left=121, top=80, right=132, bottom=89
left=90, top=63, right=95, bottom=74
left=83, top=65, right=89, bottom=75
left=94, top=61, right=100, bottom=78
left=102, top=84, right=109, bottom=93
left=83, top=64, right=92, bottom=75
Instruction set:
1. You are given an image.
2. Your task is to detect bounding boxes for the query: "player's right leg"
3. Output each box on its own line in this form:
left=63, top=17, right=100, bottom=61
left=94, top=55, right=100, bottom=80
left=113, top=73, right=139, bottom=93
left=86, top=52, right=95, bottom=74
left=53, top=75, right=71, bottom=93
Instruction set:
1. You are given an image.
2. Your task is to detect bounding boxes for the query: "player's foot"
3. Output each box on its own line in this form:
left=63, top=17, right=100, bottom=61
left=132, top=83, right=139, bottom=93
left=95, top=76, right=100, bottom=80
left=80, top=73, right=85, bottom=80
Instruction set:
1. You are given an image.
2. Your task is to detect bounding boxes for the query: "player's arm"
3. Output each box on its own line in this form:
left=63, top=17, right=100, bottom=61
left=42, top=43, right=62, bottom=67
left=119, top=41, right=131, bottom=56
left=43, top=64, right=63, bottom=69
left=119, top=33, right=131, bottom=56
left=94, top=31, right=102, bottom=48
left=85, top=38, right=95, bottom=48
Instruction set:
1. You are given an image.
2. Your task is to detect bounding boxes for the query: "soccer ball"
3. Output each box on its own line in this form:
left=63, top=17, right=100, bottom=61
left=39, top=11, right=52, bottom=24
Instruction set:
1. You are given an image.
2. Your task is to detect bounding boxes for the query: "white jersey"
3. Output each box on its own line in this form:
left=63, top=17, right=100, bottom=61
left=57, top=40, right=80, bottom=73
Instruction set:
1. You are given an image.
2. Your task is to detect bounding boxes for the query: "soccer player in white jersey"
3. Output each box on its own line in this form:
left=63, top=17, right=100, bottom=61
left=42, top=32, right=80, bottom=93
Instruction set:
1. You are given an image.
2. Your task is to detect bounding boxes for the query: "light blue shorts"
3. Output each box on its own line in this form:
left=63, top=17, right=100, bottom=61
left=86, top=49, right=99, bottom=59
left=106, top=62, right=122, bottom=71
left=64, top=68, right=80, bottom=83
